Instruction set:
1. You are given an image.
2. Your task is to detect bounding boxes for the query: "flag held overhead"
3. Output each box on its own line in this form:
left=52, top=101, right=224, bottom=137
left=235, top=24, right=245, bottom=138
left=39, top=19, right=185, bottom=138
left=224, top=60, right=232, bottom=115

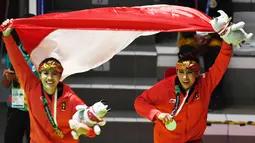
left=0, top=5, right=214, bottom=80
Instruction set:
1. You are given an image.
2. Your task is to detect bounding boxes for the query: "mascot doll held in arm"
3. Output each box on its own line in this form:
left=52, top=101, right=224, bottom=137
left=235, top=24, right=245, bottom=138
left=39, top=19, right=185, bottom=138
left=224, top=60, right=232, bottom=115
left=69, top=100, right=110, bottom=140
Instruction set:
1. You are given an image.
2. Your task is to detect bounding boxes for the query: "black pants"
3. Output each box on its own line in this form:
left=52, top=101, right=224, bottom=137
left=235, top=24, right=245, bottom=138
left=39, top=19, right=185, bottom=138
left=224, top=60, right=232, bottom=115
left=5, top=107, right=30, bottom=143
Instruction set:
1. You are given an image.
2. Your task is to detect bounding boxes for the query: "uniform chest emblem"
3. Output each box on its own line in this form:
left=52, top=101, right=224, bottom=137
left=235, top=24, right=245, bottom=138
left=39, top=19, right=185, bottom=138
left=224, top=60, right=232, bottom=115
left=61, top=102, right=66, bottom=111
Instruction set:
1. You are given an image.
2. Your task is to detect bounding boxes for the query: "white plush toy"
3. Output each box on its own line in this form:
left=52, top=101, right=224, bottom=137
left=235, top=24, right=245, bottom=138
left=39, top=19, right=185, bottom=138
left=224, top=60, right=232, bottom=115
left=210, top=10, right=253, bottom=48
left=69, top=100, right=110, bottom=140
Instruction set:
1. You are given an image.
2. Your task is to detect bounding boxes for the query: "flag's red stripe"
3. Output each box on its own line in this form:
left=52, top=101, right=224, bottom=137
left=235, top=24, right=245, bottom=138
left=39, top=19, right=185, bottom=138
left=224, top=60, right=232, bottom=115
left=8, top=5, right=212, bottom=32
left=16, top=29, right=55, bottom=54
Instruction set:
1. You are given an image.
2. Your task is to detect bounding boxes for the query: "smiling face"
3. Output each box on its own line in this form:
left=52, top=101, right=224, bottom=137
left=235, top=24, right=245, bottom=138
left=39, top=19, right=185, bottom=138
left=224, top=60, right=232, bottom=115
left=38, top=58, right=63, bottom=95
left=177, top=69, right=198, bottom=90
left=40, top=69, right=61, bottom=95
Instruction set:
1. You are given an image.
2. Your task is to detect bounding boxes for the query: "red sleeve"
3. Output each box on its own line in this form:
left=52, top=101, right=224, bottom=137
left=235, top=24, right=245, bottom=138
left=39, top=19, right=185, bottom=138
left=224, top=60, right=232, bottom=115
left=134, top=82, right=166, bottom=122
left=204, top=41, right=232, bottom=94
left=2, top=36, right=39, bottom=93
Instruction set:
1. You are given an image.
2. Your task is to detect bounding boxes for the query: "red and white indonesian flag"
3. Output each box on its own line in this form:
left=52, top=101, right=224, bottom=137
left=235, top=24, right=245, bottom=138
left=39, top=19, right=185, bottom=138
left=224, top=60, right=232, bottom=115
left=0, top=5, right=214, bottom=80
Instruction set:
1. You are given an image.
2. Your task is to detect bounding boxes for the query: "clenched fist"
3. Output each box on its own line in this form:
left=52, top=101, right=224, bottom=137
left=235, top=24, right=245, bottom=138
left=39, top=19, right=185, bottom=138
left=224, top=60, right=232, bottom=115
left=1, top=19, right=13, bottom=37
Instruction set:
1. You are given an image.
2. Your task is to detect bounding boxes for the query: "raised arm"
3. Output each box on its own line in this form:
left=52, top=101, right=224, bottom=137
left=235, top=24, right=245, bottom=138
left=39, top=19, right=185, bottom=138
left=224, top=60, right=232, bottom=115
left=204, top=10, right=253, bottom=94
left=2, top=20, right=39, bottom=93
left=3, top=35, right=39, bottom=92
left=204, top=41, right=232, bottom=93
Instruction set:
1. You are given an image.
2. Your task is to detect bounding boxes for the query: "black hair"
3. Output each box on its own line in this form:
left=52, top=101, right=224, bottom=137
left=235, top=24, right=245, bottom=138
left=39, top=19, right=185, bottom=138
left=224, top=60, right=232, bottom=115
left=177, top=45, right=200, bottom=64
left=39, top=57, right=63, bottom=74
left=40, top=57, right=62, bottom=65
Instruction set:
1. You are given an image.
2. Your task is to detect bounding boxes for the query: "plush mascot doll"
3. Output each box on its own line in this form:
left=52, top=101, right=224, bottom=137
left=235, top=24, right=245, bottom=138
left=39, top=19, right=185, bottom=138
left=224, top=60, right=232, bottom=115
left=69, top=100, right=110, bottom=140
left=210, top=10, right=253, bottom=48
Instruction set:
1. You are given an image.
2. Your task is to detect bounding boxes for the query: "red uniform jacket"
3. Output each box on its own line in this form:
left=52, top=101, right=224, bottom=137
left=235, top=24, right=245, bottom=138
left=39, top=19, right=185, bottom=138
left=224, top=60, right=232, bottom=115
left=3, top=36, right=94, bottom=143
left=134, top=41, right=232, bottom=143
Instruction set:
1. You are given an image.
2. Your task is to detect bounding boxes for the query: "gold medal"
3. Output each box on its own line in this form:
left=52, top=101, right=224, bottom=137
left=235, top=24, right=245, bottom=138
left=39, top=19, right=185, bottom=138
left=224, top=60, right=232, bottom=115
left=165, top=119, right=177, bottom=131
left=55, top=130, right=64, bottom=138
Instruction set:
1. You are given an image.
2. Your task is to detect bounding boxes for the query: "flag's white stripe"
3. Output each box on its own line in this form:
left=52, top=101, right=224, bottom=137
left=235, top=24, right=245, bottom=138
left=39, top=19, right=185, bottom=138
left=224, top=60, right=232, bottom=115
left=30, top=30, right=158, bottom=81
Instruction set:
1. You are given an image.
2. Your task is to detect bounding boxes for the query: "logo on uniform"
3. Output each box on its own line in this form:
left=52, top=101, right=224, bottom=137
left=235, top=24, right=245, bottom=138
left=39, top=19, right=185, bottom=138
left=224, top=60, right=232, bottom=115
left=61, top=102, right=66, bottom=111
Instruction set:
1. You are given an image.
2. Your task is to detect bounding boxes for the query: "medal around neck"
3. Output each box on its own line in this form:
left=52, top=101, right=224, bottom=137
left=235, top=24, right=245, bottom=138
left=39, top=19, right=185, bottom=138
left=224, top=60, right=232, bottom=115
left=165, top=119, right=177, bottom=131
